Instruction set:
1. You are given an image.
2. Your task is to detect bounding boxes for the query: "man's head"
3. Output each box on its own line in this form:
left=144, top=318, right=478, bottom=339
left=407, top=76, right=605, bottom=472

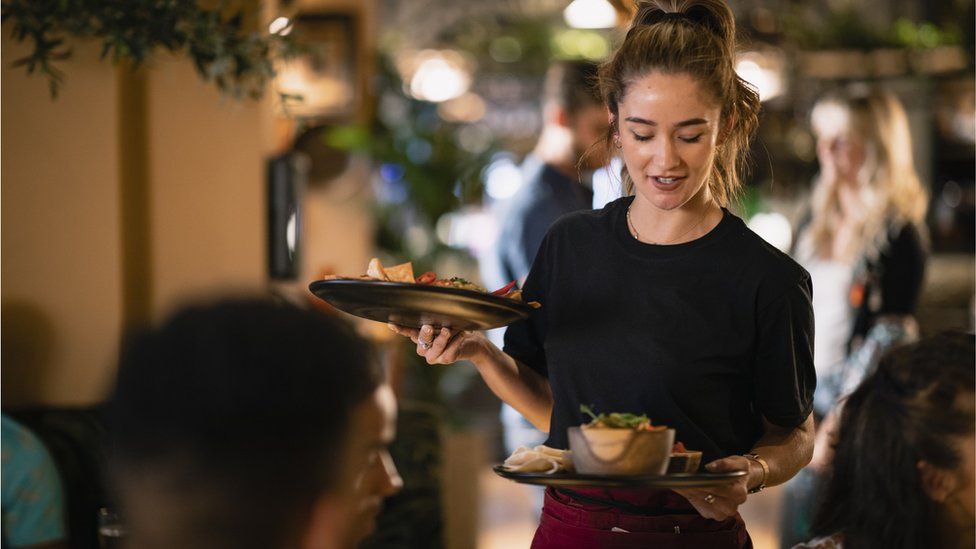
left=108, top=298, right=400, bottom=549
left=541, top=60, right=608, bottom=171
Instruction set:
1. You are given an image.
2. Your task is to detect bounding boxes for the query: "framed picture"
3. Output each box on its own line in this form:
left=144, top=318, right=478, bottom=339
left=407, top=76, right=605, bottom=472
left=277, top=13, right=361, bottom=120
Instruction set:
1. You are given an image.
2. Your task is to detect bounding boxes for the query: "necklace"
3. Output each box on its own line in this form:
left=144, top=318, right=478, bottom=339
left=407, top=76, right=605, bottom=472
left=626, top=203, right=712, bottom=245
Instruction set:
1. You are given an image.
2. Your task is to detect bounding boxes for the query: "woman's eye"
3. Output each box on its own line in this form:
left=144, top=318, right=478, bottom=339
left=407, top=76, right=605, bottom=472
left=679, top=134, right=703, bottom=143
left=632, top=133, right=652, bottom=142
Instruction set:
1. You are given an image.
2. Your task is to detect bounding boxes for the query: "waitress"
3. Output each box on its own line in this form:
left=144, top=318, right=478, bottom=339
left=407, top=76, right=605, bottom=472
left=390, top=1, right=816, bottom=546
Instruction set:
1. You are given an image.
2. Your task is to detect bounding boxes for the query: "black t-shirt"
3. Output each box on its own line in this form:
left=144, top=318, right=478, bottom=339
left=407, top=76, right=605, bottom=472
left=504, top=196, right=816, bottom=463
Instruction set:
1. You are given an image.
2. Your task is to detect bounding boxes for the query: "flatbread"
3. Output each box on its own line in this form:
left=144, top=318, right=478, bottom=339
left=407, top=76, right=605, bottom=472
left=366, top=258, right=390, bottom=281
left=384, top=262, right=415, bottom=283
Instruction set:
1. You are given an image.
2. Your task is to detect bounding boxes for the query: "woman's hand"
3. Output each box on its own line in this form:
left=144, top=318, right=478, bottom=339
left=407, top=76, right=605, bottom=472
left=387, top=323, right=489, bottom=365
left=674, top=456, right=753, bottom=521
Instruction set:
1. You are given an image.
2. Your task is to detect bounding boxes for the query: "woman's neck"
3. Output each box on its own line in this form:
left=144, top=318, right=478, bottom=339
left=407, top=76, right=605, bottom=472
left=628, top=191, right=723, bottom=245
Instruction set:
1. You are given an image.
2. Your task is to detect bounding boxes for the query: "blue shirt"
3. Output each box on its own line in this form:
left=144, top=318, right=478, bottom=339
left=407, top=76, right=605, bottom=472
left=2, top=415, right=66, bottom=548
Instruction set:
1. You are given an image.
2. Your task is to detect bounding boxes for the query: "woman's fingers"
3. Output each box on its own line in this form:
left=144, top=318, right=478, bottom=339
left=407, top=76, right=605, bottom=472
left=388, top=323, right=420, bottom=342
left=424, top=328, right=453, bottom=362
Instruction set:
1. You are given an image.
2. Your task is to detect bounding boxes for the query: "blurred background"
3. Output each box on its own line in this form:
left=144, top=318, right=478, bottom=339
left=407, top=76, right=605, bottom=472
left=2, top=0, right=973, bottom=548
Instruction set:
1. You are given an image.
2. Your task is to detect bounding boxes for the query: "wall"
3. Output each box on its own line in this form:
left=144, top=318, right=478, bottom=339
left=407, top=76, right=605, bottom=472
left=1, top=36, right=124, bottom=406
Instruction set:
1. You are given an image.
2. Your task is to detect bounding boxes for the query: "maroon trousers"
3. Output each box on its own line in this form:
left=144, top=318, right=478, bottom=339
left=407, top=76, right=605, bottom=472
left=530, top=487, right=753, bottom=549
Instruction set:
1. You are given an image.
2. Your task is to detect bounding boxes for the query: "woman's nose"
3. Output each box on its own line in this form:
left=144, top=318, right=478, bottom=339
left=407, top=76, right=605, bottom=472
left=652, top=137, right=681, bottom=171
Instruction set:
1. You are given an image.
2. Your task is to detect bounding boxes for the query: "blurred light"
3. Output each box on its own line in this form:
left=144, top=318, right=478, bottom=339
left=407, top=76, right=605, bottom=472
left=811, top=102, right=852, bottom=139
left=457, top=124, right=493, bottom=154
left=736, top=51, right=785, bottom=103
left=489, top=37, right=523, bottom=63
left=269, top=17, right=293, bottom=36
left=438, top=209, right=498, bottom=253
left=552, top=30, right=610, bottom=60
left=564, top=0, right=617, bottom=29
left=405, top=226, right=434, bottom=257
left=286, top=212, right=297, bottom=257
left=748, top=212, right=793, bottom=252
left=405, top=139, right=433, bottom=164
left=943, top=180, right=963, bottom=208
left=380, top=163, right=405, bottom=182
left=483, top=156, right=523, bottom=201
left=438, top=92, right=487, bottom=123
left=404, top=50, right=472, bottom=103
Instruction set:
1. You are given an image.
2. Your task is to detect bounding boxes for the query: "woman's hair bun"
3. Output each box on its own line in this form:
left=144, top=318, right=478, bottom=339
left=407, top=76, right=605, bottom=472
left=630, top=1, right=734, bottom=48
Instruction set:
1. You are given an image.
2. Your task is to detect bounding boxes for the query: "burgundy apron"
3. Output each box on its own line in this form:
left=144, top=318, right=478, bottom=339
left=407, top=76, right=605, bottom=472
left=530, top=487, right=753, bottom=549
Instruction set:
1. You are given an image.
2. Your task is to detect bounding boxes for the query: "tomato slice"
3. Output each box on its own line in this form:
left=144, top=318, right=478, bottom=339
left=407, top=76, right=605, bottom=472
left=416, top=271, right=436, bottom=285
left=491, top=281, right=517, bottom=295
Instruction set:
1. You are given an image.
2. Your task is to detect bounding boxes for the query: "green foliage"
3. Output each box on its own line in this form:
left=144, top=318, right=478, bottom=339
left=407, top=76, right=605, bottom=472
left=783, top=6, right=963, bottom=51
left=1, top=0, right=302, bottom=98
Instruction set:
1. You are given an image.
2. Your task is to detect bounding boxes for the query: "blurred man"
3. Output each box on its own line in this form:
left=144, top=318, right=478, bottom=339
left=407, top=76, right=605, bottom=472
left=107, top=298, right=401, bottom=549
left=494, top=59, right=608, bottom=287
left=482, top=60, right=608, bottom=458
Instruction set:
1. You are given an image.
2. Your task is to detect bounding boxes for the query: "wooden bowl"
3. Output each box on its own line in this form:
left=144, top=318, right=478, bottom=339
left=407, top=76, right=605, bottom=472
left=568, top=426, right=675, bottom=475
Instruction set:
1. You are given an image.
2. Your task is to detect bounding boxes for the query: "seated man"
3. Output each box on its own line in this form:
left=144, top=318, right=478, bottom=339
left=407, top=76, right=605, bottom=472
left=107, top=298, right=401, bottom=549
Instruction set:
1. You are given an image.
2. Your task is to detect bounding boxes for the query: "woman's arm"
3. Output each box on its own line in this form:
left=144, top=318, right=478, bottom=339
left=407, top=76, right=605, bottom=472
left=675, top=413, right=815, bottom=521
left=388, top=324, right=554, bottom=432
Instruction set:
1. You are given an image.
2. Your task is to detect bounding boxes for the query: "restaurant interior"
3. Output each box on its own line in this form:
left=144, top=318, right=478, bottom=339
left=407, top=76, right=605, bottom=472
left=2, top=0, right=974, bottom=548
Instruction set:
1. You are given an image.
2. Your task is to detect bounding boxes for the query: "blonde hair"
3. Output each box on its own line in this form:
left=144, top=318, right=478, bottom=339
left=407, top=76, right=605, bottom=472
left=597, top=0, right=761, bottom=206
left=801, top=89, right=928, bottom=263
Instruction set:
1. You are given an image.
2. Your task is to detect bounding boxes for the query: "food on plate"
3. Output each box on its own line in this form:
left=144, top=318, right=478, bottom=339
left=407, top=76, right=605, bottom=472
left=580, top=404, right=668, bottom=431
left=569, top=405, right=675, bottom=475
left=325, top=257, right=541, bottom=308
left=502, top=445, right=575, bottom=474
left=666, top=441, right=703, bottom=474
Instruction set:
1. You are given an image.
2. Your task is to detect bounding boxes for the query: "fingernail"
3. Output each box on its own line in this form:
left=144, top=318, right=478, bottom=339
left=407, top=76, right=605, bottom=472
left=441, top=328, right=449, bottom=336
left=422, top=325, right=432, bottom=334
left=387, top=323, right=397, bottom=331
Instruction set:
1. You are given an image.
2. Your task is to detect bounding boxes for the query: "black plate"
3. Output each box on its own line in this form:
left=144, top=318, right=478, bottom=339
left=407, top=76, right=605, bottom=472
left=493, top=465, right=747, bottom=489
left=309, top=279, right=534, bottom=331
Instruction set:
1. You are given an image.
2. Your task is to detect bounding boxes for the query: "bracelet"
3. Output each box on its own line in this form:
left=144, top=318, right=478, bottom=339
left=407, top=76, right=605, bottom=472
left=743, top=453, right=769, bottom=493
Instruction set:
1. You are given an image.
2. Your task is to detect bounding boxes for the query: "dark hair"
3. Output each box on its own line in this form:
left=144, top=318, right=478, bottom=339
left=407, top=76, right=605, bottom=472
left=598, top=0, right=761, bottom=203
left=107, top=298, right=384, bottom=549
left=812, top=331, right=975, bottom=549
left=543, top=59, right=602, bottom=116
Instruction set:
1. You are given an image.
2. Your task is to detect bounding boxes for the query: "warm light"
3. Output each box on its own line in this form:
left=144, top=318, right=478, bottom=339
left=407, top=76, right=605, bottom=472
left=438, top=92, right=487, bottom=123
left=735, top=51, right=785, bottom=102
left=408, top=51, right=471, bottom=103
left=269, top=17, right=293, bottom=36
left=563, top=0, right=617, bottom=29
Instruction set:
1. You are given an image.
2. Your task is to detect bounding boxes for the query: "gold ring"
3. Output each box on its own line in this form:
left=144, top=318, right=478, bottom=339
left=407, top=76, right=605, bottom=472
left=704, top=494, right=716, bottom=504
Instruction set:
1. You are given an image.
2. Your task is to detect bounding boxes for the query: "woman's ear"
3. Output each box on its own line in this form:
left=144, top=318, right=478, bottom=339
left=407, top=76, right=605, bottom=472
left=918, top=460, right=959, bottom=503
left=718, top=112, right=736, bottom=146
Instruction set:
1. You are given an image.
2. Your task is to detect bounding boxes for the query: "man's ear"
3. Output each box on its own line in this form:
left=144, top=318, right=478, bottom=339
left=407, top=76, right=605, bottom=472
left=300, top=494, right=346, bottom=549
left=918, top=460, right=958, bottom=503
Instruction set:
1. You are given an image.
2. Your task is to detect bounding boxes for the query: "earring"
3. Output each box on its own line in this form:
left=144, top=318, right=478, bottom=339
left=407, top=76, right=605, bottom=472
left=614, top=138, right=622, bottom=149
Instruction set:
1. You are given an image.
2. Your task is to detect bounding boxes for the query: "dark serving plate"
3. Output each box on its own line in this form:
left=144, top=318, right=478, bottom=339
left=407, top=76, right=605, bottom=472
left=492, top=465, right=747, bottom=489
left=309, top=279, right=534, bottom=331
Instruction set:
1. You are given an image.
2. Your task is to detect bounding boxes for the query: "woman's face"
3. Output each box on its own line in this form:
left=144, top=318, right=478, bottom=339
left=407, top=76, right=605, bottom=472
left=615, top=71, right=722, bottom=211
left=812, top=104, right=868, bottom=184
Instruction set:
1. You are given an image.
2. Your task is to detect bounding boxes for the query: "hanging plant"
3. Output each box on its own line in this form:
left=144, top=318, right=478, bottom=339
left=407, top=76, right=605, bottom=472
left=1, top=0, right=304, bottom=98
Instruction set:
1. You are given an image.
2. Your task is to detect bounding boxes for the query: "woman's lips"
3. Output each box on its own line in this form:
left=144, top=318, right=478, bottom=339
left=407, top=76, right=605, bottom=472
left=650, top=176, right=686, bottom=189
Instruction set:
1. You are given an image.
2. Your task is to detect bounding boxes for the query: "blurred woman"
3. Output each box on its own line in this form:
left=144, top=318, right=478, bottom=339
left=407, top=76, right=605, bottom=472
left=781, top=87, right=930, bottom=545
left=795, top=331, right=975, bottom=549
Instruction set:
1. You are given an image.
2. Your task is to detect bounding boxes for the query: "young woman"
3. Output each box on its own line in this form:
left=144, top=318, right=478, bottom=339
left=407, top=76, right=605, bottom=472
left=795, top=332, right=975, bottom=549
left=780, top=89, right=929, bottom=546
left=391, top=1, right=815, bottom=546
